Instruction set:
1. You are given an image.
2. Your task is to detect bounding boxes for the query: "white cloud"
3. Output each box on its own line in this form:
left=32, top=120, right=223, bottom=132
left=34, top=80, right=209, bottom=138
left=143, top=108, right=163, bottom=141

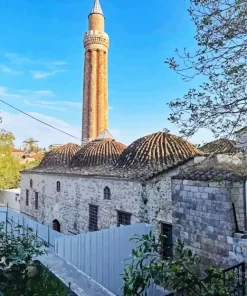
left=4, top=52, right=67, bottom=79
left=0, top=65, right=21, bottom=75
left=31, top=69, right=66, bottom=79
left=4, top=52, right=33, bottom=65
left=108, top=106, right=114, bottom=110
left=24, top=99, right=66, bottom=111
left=0, top=87, right=22, bottom=98
left=0, top=110, right=81, bottom=148
left=34, top=90, right=55, bottom=96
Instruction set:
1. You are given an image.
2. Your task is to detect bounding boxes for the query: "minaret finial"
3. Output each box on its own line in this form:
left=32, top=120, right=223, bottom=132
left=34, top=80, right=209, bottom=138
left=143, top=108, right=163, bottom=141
left=90, top=0, right=104, bottom=16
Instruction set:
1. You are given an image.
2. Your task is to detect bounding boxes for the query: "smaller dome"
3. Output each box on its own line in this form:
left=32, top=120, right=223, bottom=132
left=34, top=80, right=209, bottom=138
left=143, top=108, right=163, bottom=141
left=70, top=139, right=126, bottom=167
left=200, top=139, right=238, bottom=154
left=115, top=132, right=203, bottom=170
left=40, top=143, right=81, bottom=167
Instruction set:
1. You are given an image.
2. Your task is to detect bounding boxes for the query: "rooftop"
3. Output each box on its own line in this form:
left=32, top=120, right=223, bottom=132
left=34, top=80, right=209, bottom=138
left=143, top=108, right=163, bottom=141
left=200, top=139, right=238, bottom=154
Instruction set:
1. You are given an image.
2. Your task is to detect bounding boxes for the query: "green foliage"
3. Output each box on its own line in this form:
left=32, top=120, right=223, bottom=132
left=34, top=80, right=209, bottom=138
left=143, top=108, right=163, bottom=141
left=0, top=130, right=21, bottom=189
left=23, top=138, right=39, bottom=154
left=0, top=221, right=69, bottom=295
left=122, top=232, right=234, bottom=296
left=165, top=0, right=247, bottom=139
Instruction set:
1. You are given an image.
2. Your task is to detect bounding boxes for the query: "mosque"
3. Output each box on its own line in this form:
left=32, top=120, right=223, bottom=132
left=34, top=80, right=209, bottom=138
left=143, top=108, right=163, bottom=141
left=20, top=0, right=204, bottom=237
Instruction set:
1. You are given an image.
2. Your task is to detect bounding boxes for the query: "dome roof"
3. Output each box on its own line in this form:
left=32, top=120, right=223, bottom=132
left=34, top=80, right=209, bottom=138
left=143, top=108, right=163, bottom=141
left=40, top=143, right=81, bottom=167
left=70, top=139, right=126, bottom=167
left=115, top=132, right=203, bottom=170
left=200, top=139, right=238, bottom=154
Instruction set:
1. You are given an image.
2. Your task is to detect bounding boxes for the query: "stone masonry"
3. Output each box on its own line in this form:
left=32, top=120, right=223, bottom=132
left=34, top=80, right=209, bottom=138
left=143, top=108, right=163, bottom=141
left=82, top=6, right=109, bottom=142
left=172, top=178, right=246, bottom=267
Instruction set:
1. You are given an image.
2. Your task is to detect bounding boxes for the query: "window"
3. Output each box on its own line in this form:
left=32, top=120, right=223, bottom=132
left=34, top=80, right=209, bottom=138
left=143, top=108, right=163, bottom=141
left=56, top=181, right=61, bottom=192
left=30, top=179, right=33, bottom=188
left=35, top=192, right=38, bottom=210
left=89, top=204, right=98, bottom=232
left=161, top=223, right=173, bottom=259
left=15, top=194, right=19, bottom=202
left=104, top=186, right=111, bottom=200
left=26, top=190, right=29, bottom=206
left=117, top=211, right=131, bottom=226
left=52, top=219, right=61, bottom=232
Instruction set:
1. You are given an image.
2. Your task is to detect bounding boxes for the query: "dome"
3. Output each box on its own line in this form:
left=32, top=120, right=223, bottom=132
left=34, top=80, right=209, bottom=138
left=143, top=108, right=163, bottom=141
left=115, top=132, right=203, bottom=170
left=70, top=139, right=126, bottom=167
left=200, top=139, right=238, bottom=154
left=40, top=143, right=81, bottom=167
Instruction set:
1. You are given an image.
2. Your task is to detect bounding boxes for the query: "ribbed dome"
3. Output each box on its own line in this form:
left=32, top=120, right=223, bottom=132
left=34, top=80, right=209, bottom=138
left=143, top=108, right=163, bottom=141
left=70, top=139, right=126, bottom=167
left=115, top=132, right=203, bottom=170
left=200, top=139, right=238, bottom=154
left=40, top=143, right=81, bottom=167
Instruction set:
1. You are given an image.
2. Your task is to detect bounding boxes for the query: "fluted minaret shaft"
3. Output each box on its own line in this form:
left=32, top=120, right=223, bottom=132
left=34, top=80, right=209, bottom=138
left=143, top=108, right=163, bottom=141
left=82, top=0, right=109, bottom=144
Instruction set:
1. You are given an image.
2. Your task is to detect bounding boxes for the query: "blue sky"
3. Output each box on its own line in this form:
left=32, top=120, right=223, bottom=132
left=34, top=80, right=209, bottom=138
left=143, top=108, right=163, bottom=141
left=0, top=0, right=213, bottom=148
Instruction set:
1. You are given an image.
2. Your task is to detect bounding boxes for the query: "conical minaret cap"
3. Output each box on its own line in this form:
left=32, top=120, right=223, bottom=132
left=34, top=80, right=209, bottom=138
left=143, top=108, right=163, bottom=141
left=90, top=0, right=104, bottom=16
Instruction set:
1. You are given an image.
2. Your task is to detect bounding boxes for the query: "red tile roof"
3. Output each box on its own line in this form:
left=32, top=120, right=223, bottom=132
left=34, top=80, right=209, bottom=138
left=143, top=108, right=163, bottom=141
left=11, top=148, right=24, bottom=153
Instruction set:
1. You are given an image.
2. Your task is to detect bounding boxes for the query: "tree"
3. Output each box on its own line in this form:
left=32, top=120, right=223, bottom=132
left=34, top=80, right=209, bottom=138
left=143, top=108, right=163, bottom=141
left=23, top=138, right=39, bottom=153
left=0, top=221, right=69, bottom=295
left=166, top=0, right=247, bottom=139
left=0, top=130, right=20, bottom=189
left=122, top=232, right=234, bottom=296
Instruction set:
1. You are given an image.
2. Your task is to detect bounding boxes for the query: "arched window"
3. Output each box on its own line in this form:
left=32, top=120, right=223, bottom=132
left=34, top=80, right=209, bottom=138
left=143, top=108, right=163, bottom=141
left=104, top=186, right=111, bottom=200
left=30, top=179, right=33, bottom=188
left=52, top=219, right=61, bottom=232
left=56, top=181, right=61, bottom=192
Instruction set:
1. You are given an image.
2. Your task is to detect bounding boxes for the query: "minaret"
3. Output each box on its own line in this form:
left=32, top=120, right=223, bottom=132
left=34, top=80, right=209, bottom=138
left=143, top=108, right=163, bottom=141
left=82, top=0, right=109, bottom=144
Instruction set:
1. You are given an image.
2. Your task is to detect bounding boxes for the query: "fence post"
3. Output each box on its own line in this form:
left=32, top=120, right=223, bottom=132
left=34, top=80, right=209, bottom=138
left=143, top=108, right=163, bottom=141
left=5, top=203, right=8, bottom=237
left=17, top=216, right=20, bottom=237
left=48, top=226, right=50, bottom=247
left=242, top=262, right=246, bottom=296
left=36, top=223, right=38, bottom=241
left=22, top=216, right=25, bottom=236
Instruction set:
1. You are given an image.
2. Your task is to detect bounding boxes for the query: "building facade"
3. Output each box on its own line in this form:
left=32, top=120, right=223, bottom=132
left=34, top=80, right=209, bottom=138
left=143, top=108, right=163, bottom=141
left=20, top=131, right=204, bottom=235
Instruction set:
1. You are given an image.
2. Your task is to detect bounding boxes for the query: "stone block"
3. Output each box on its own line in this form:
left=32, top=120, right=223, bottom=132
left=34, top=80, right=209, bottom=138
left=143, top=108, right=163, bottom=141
left=218, top=235, right=227, bottom=243
left=200, top=236, right=216, bottom=247
left=173, top=179, right=183, bottom=185
left=208, top=181, right=225, bottom=188
left=226, top=236, right=234, bottom=244
left=204, top=187, right=218, bottom=194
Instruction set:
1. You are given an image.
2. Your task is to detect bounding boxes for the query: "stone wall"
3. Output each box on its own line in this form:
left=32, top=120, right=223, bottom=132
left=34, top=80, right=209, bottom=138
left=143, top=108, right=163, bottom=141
left=20, top=162, right=197, bottom=234
left=172, top=179, right=245, bottom=267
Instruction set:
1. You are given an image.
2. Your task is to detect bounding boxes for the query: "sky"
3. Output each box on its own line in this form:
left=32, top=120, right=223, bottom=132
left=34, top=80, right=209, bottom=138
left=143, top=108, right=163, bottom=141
left=0, top=0, right=214, bottom=148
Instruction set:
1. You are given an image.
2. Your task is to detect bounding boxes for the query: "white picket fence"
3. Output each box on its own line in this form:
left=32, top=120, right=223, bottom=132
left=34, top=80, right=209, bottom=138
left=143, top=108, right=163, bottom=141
left=55, top=223, right=156, bottom=296
left=0, top=206, right=64, bottom=249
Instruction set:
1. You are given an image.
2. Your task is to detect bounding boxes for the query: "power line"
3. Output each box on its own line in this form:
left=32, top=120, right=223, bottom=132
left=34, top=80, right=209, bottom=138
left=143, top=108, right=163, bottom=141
left=0, top=100, right=82, bottom=142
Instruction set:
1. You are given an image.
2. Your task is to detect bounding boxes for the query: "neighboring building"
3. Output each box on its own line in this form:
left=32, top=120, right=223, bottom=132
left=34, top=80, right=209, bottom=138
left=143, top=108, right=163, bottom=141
left=11, top=148, right=25, bottom=160
left=20, top=130, right=203, bottom=234
left=0, top=188, right=20, bottom=211
left=235, top=127, right=247, bottom=150
left=171, top=157, right=247, bottom=268
left=82, top=0, right=109, bottom=143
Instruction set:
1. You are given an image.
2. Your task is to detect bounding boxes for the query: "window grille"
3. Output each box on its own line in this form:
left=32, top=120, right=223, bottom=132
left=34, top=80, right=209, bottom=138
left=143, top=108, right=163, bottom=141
left=89, top=204, right=98, bottom=232
left=117, top=211, right=131, bottom=226
left=56, top=181, right=61, bottom=192
left=30, top=179, right=33, bottom=188
left=26, top=190, right=29, bottom=206
left=104, top=186, right=111, bottom=200
left=161, top=223, right=173, bottom=259
left=35, top=192, right=38, bottom=210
